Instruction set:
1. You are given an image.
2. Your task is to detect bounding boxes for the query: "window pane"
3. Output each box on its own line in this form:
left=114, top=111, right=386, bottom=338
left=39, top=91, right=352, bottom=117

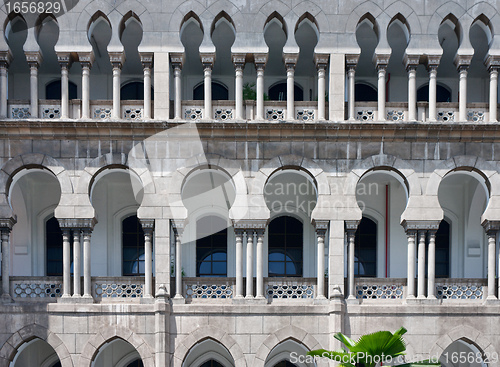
left=268, top=216, right=303, bottom=277
left=122, top=215, right=145, bottom=276
left=196, top=216, right=228, bottom=277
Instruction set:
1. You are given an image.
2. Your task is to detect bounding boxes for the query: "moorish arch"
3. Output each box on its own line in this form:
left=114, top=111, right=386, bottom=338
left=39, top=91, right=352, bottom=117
left=384, top=2, right=422, bottom=35
left=0, top=324, right=73, bottom=367
left=427, top=6, right=466, bottom=36
left=253, top=325, right=322, bottom=367
left=173, top=325, right=246, bottom=367
left=78, top=325, right=154, bottom=367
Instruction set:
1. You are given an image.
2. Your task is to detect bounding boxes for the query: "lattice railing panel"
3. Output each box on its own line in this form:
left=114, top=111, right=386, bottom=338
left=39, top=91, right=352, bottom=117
left=94, top=283, right=144, bottom=298
left=266, top=283, right=314, bottom=299
left=387, top=110, right=404, bottom=121
left=436, top=284, right=483, bottom=300
left=356, top=284, right=403, bottom=299
left=185, top=283, right=233, bottom=299
left=93, top=107, right=112, bottom=120
left=11, top=106, right=31, bottom=119
left=185, top=108, right=203, bottom=120
left=214, top=109, right=233, bottom=121
left=437, top=111, right=455, bottom=122
left=296, top=109, right=314, bottom=121
left=266, top=109, right=285, bottom=121
left=12, top=282, right=62, bottom=298
left=41, top=106, right=61, bottom=119
left=123, top=107, right=143, bottom=120
left=356, top=110, right=374, bottom=121
left=467, top=111, right=485, bottom=122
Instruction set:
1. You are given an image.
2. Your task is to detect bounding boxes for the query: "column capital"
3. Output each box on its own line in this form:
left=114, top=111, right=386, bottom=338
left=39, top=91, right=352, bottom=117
left=57, top=217, right=97, bottom=230
left=140, top=218, right=155, bottom=234
left=314, top=53, right=329, bottom=70
left=283, top=53, right=298, bottom=70
left=485, top=55, right=500, bottom=72
left=454, top=54, right=472, bottom=71
left=403, top=53, right=420, bottom=71
left=25, top=50, right=43, bottom=68
left=172, top=219, right=186, bottom=236
left=140, top=52, right=154, bottom=69
left=232, top=53, right=246, bottom=70
left=373, top=53, right=390, bottom=70
left=109, top=51, right=125, bottom=69
left=253, top=53, right=268, bottom=70
left=313, top=219, right=329, bottom=235
left=200, top=53, right=215, bottom=69
left=56, top=51, right=74, bottom=69
left=345, top=53, right=360, bottom=70
left=425, top=55, right=441, bottom=71
left=0, top=50, right=12, bottom=68
left=0, top=217, right=16, bottom=231
left=170, top=52, right=184, bottom=69
left=345, top=220, right=359, bottom=234
left=482, top=219, right=500, bottom=235
left=232, top=219, right=269, bottom=230
left=401, top=220, right=440, bottom=232
left=78, top=51, right=95, bottom=69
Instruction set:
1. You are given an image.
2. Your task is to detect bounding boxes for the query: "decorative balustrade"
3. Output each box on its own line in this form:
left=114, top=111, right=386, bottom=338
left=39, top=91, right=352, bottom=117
left=183, top=277, right=235, bottom=301
left=122, top=100, right=145, bottom=121
left=93, top=277, right=145, bottom=299
left=265, top=277, right=316, bottom=300
left=10, top=277, right=62, bottom=299
left=436, top=278, right=485, bottom=300
left=355, top=278, right=406, bottom=300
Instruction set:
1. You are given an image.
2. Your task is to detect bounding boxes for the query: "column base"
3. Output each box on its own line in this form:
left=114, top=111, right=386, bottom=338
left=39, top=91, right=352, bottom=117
left=141, top=296, right=155, bottom=304
left=78, top=295, right=94, bottom=303
left=346, top=296, right=359, bottom=304
left=1, top=293, right=12, bottom=302
left=417, top=295, right=426, bottom=299
left=172, top=295, right=185, bottom=304
left=244, top=295, right=254, bottom=300
left=313, top=296, right=329, bottom=305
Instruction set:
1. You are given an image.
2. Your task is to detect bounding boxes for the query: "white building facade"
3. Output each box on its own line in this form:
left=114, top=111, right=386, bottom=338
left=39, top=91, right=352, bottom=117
left=0, top=0, right=499, bottom=366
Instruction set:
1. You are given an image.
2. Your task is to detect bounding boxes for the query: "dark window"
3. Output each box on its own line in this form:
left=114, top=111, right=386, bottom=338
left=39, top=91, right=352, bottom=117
left=45, top=80, right=77, bottom=99
left=122, top=215, right=145, bottom=276
left=193, top=82, right=228, bottom=100
left=354, top=217, right=377, bottom=277
left=200, top=360, right=224, bottom=367
left=355, top=83, right=377, bottom=102
left=273, top=361, right=298, bottom=367
left=268, top=216, right=303, bottom=277
left=126, top=360, right=144, bottom=367
left=51, top=361, right=62, bottom=367
left=46, top=217, right=64, bottom=276
left=121, top=81, right=154, bottom=100
left=417, top=84, right=451, bottom=102
left=196, top=216, right=227, bottom=277
left=435, top=220, right=450, bottom=278
left=268, top=83, right=303, bottom=101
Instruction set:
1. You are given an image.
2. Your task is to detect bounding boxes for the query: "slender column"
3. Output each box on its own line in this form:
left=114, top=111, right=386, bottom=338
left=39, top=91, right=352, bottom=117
left=428, top=67, right=438, bottom=121
left=78, top=52, right=94, bottom=119
left=314, top=55, right=329, bottom=121
left=141, top=54, right=153, bottom=120
left=315, top=223, right=327, bottom=299
left=201, top=55, right=214, bottom=120
left=458, top=66, right=468, bottom=121
left=233, top=54, right=245, bottom=120
left=347, top=66, right=356, bottom=120
left=82, top=229, right=92, bottom=298
left=234, top=229, right=244, bottom=299
left=26, top=52, right=42, bottom=118
left=57, top=53, right=72, bottom=119
left=72, top=229, right=81, bottom=297
left=427, top=230, right=436, bottom=299
left=174, top=66, right=182, bottom=119
left=174, top=227, right=183, bottom=299
left=417, top=230, right=427, bottom=299
left=62, top=229, right=71, bottom=298
left=141, top=221, right=154, bottom=298
left=0, top=52, right=11, bottom=118
left=255, top=230, right=265, bottom=299
left=377, top=65, right=387, bottom=121
left=109, top=52, right=124, bottom=119
left=1, top=229, right=12, bottom=299
left=404, top=55, right=419, bottom=122
left=347, top=229, right=356, bottom=300
left=254, top=55, right=267, bottom=121
left=245, top=230, right=254, bottom=298
left=489, top=66, right=499, bottom=123
left=406, top=230, right=416, bottom=299
left=487, top=230, right=497, bottom=299
left=286, top=64, right=296, bottom=120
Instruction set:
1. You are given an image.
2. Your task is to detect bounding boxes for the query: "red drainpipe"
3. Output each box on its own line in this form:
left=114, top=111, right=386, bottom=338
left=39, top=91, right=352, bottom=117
left=385, top=184, right=389, bottom=278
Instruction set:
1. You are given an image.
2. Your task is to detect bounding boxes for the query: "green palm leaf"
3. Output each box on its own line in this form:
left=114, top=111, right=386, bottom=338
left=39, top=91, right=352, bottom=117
left=307, top=349, right=356, bottom=367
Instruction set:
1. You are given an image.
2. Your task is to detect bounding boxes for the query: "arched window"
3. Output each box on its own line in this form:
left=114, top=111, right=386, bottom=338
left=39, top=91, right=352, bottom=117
left=268, top=216, right=303, bottom=277
left=268, top=83, right=303, bottom=101
left=435, top=220, right=450, bottom=278
left=193, top=82, right=229, bottom=100
left=200, top=360, right=224, bottom=367
left=121, top=81, right=154, bottom=100
left=273, top=361, right=298, bottom=367
left=355, top=83, right=377, bottom=102
left=122, top=215, right=145, bottom=276
left=354, top=217, right=377, bottom=277
left=45, top=80, right=77, bottom=99
left=46, top=217, right=64, bottom=276
left=196, top=216, right=228, bottom=277
left=417, top=84, right=451, bottom=102
left=126, top=360, right=144, bottom=367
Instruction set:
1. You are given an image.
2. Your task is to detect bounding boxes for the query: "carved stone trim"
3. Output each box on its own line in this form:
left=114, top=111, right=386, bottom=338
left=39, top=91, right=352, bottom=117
left=283, top=53, right=299, bottom=68
left=200, top=53, right=215, bottom=68
left=170, top=52, right=184, bottom=69
left=0, top=50, right=13, bottom=68
left=0, top=217, right=16, bottom=230
left=485, top=55, right=500, bottom=72
left=426, top=55, right=441, bottom=71
left=314, top=53, right=329, bottom=69
left=56, top=52, right=74, bottom=69
left=25, top=51, right=43, bottom=68
left=109, top=52, right=125, bottom=69
left=78, top=52, right=95, bottom=69
left=345, top=53, right=360, bottom=69
left=454, top=54, right=473, bottom=70
left=345, top=220, right=360, bottom=233
left=373, top=53, right=390, bottom=69
left=140, top=219, right=155, bottom=233
left=403, top=54, right=420, bottom=71
left=401, top=220, right=441, bottom=231
left=232, top=219, right=269, bottom=230
left=140, top=52, right=154, bottom=69
left=232, top=53, right=246, bottom=68
left=254, top=53, right=268, bottom=70
left=482, top=220, right=500, bottom=234
left=313, top=219, right=329, bottom=234
left=57, top=217, right=97, bottom=230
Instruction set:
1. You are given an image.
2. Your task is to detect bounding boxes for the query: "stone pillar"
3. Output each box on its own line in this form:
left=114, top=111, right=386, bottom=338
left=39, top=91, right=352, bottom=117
left=233, top=54, right=245, bottom=120
left=174, top=224, right=184, bottom=299
left=141, top=53, right=153, bottom=120
left=201, top=54, right=215, bottom=120
left=72, top=229, right=81, bottom=297
left=82, top=228, right=92, bottom=299
left=426, top=56, right=440, bottom=122
left=483, top=221, right=499, bottom=300
left=254, top=54, right=268, bottom=121
left=417, top=230, right=427, bottom=299
left=170, top=53, right=184, bottom=120
left=1, top=219, right=15, bottom=300
left=57, top=53, right=73, bottom=119
left=346, top=54, right=359, bottom=121
left=109, top=52, right=125, bottom=119
left=284, top=54, right=298, bottom=121
left=454, top=55, right=472, bottom=122
left=25, top=51, right=42, bottom=118
left=235, top=229, right=244, bottom=299
left=245, top=230, right=254, bottom=298
left=0, top=51, right=12, bottom=118
left=406, top=230, right=416, bottom=299
left=427, top=230, right=437, bottom=299
left=62, top=229, right=71, bottom=298
left=315, top=221, right=328, bottom=299
left=346, top=221, right=359, bottom=301
left=141, top=219, right=154, bottom=298
left=315, top=54, right=329, bottom=121
left=405, top=54, right=419, bottom=121
left=255, top=229, right=265, bottom=299
left=485, top=55, right=500, bottom=123
left=374, top=55, right=389, bottom=121
left=79, top=52, right=94, bottom=119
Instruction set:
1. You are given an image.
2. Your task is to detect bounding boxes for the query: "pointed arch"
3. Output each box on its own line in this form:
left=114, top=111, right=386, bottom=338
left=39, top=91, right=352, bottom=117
left=294, top=12, right=319, bottom=39
left=388, top=13, right=411, bottom=46
left=180, top=11, right=204, bottom=38
left=119, top=10, right=143, bottom=42
left=87, top=10, right=112, bottom=42
left=264, top=11, right=287, bottom=39
left=356, top=12, right=380, bottom=41
left=471, top=14, right=493, bottom=47
left=210, top=11, right=236, bottom=39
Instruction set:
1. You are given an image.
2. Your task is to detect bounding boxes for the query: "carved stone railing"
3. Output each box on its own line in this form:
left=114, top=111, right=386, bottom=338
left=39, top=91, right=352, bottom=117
left=265, top=277, right=316, bottom=300
left=93, top=276, right=145, bottom=299
left=436, top=278, right=485, bottom=300
left=183, top=277, right=234, bottom=301
left=8, top=100, right=31, bottom=119
left=91, top=100, right=113, bottom=120
left=355, top=278, right=406, bottom=300
left=121, top=100, right=145, bottom=121
left=10, top=276, right=62, bottom=299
